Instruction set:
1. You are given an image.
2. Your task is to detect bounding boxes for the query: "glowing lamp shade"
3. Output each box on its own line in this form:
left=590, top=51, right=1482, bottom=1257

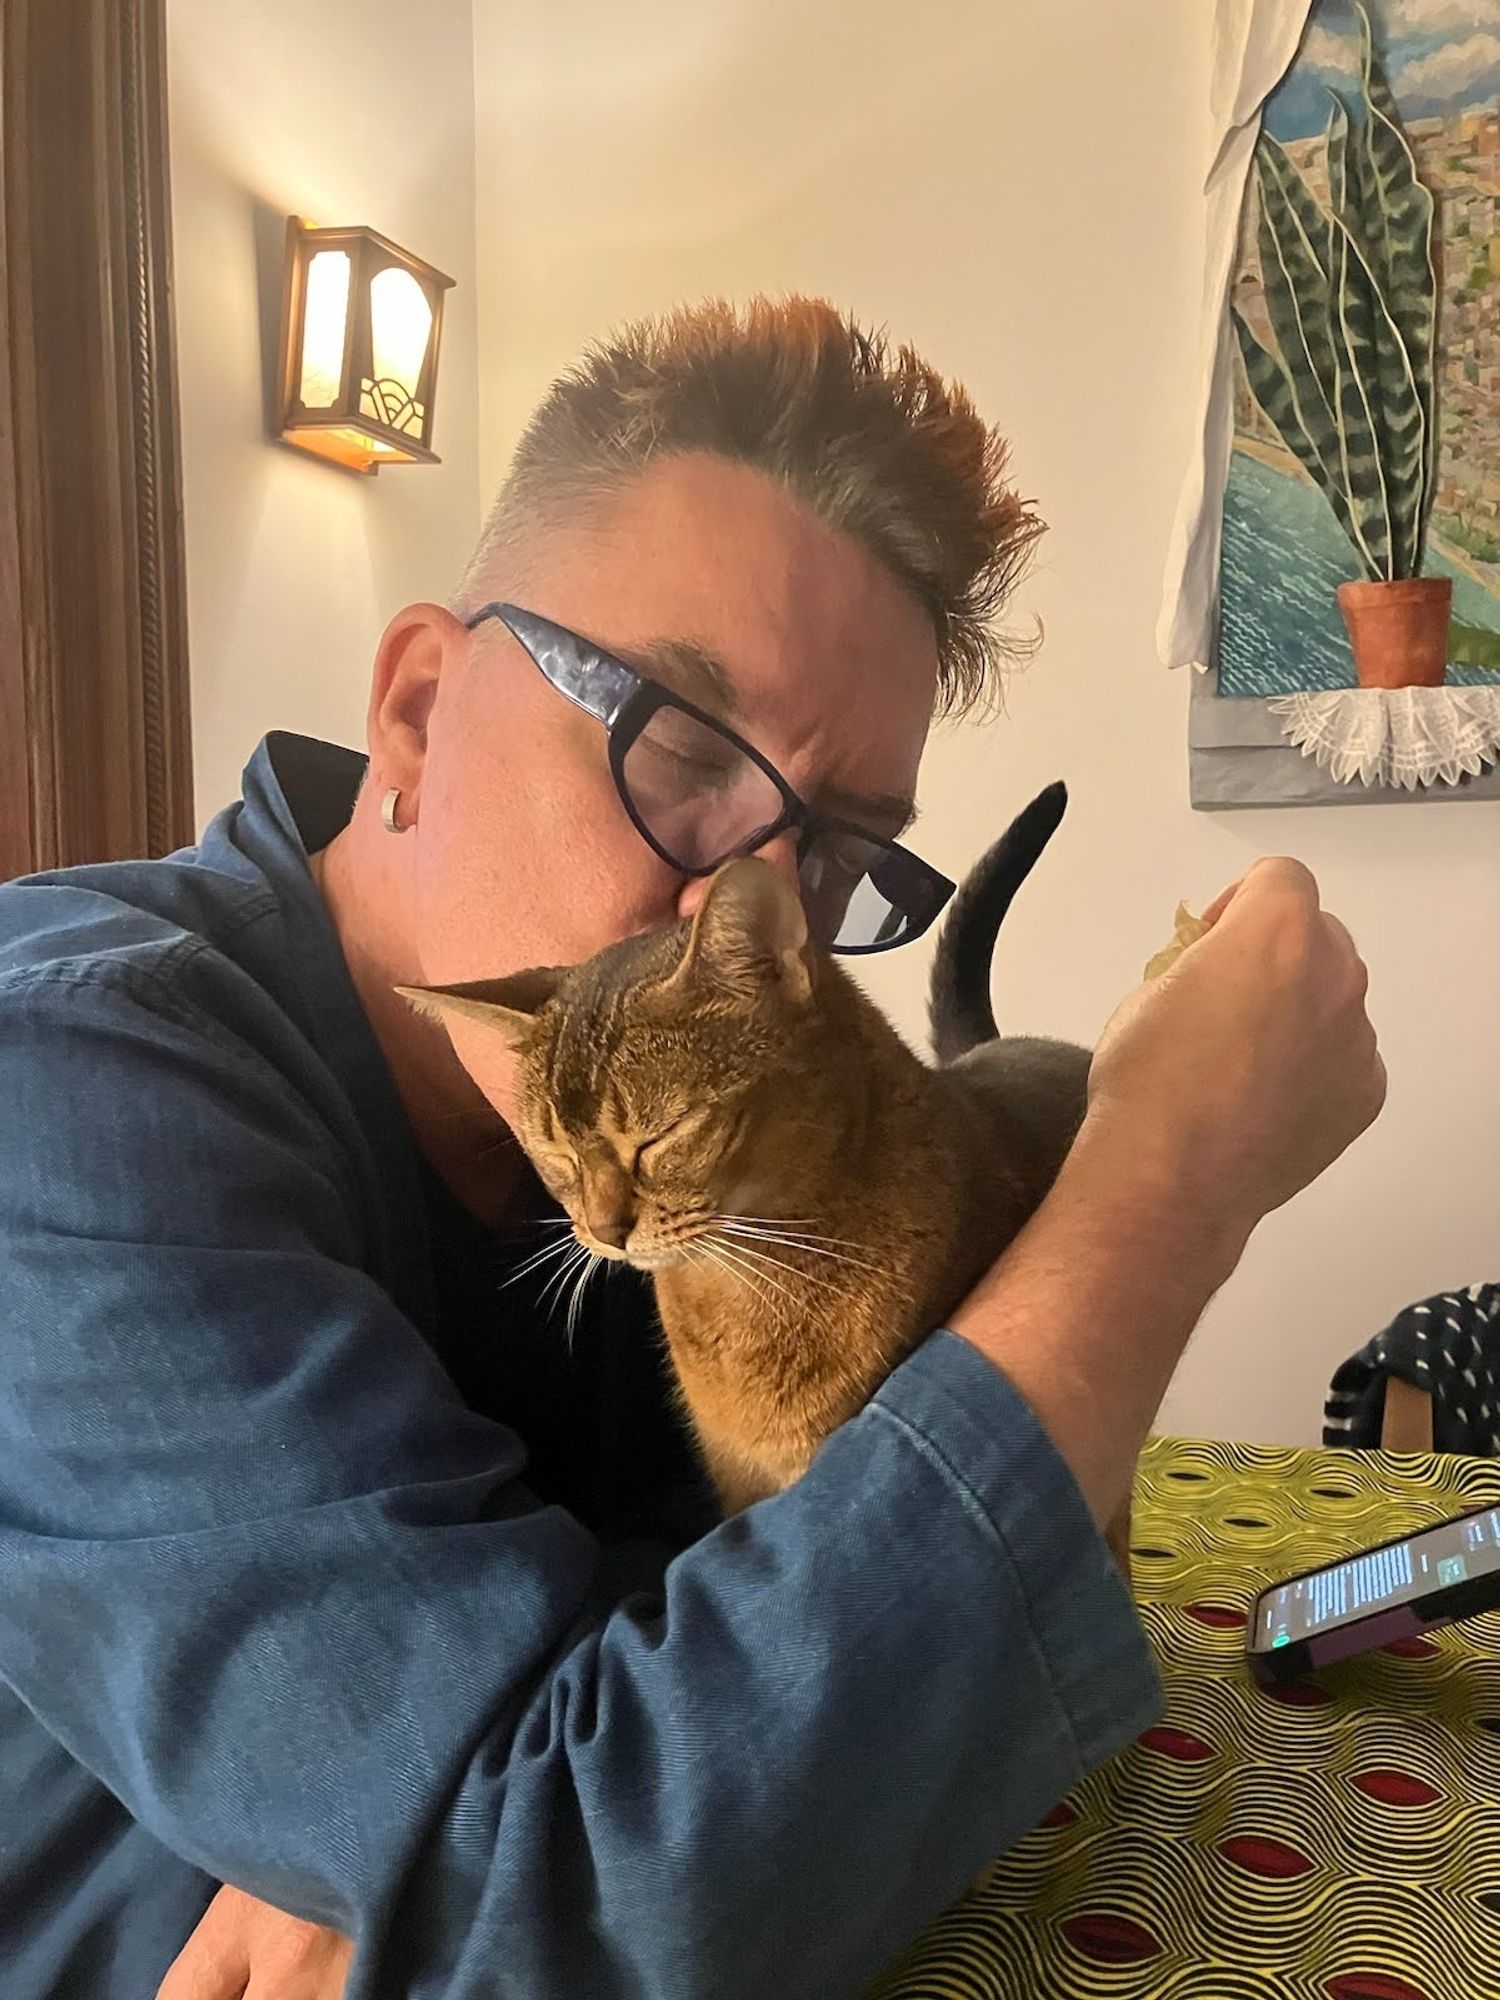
left=276, top=219, right=454, bottom=473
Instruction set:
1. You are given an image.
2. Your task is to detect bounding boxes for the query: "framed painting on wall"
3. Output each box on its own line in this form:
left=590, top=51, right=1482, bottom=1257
left=1163, top=0, right=1500, bottom=806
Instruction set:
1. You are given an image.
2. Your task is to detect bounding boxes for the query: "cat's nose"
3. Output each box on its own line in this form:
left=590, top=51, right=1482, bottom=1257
left=582, top=1161, right=635, bottom=1250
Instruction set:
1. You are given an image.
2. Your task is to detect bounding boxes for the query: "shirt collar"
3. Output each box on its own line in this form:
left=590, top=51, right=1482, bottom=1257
left=219, top=733, right=441, bottom=1323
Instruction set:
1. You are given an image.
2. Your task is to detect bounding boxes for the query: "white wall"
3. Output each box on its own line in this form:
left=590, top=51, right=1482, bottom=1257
left=167, top=0, right=482, bottom=822
left=473, top=0, right=1500, bottom=1446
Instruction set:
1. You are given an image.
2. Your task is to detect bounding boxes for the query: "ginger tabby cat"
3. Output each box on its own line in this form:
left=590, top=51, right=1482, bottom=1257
left=404, top=785, right=1134, bottom=1574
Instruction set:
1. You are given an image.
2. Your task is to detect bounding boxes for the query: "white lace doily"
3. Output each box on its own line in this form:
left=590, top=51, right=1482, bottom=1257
left=1268, top=686, right=1500, bottom=789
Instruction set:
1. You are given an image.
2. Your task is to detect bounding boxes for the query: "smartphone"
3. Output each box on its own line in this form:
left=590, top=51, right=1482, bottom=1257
left=1247, top=1500, right=1500, bottom=1685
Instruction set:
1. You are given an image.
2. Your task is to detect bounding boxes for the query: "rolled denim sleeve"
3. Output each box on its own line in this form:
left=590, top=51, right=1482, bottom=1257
left=0, top=953, right=1159, bottom=2000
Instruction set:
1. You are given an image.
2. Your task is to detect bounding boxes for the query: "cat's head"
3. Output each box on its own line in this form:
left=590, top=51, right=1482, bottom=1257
left=400, top=857, right=849, bottom=1269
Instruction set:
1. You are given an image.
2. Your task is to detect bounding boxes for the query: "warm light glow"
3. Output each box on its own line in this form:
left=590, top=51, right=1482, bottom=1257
left=297, top=250, right=351, bottom=408
left=282, top=423, right=425, bottom=473
left=368, top=266, right=433, bottom=400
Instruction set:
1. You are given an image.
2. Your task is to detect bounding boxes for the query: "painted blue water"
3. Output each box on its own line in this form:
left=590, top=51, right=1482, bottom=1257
left=1217, top=449, right=1500, bottom=696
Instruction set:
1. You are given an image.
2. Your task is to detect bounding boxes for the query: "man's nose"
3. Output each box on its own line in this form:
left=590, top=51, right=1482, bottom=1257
left=676, top=830, right=800, bottom=921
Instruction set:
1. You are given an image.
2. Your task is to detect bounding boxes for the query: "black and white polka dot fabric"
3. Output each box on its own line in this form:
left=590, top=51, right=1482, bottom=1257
left=1324, top=1283, right=1500, bottom=1455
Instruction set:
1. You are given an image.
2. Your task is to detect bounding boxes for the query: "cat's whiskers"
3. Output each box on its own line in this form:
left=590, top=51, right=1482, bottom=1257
left=724, top=1230, right=921, bottom=1317
left=719, top=1223, right=892, bottom=1281
left=501, top=1231, right=585, bottom=1288
left=701, top=1231, right=859, bottom=1310
left=685, top=1238, right=749, bottom=1293
left=538, top=1239, right=594, bottom=1327
left=708, top=1232, right=853, bottom=1301
left=723, top=1223, right=874, bottom=1258
left=698, top=1234, right=799, bottom=1307
left=563, top=1247, right=605, bottom=1353
left=716, top=1214, right=817, bottom=1228
left=693, top=1239, right=801, bottom=1329
left=680, top=1239, right=730, bottom=1281
left=720, top=1216, right=878, bottom=1254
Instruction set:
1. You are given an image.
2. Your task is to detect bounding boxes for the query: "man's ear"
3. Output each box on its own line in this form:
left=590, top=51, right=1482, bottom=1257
left=396, top=966, right=564, bottom=1047
left=665, top=858, right=812, bottom=1005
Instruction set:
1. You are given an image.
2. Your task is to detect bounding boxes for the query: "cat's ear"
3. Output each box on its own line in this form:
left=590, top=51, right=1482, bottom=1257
left=395, top=967, right=563, bottom=1046
left=670, top=857, right=812, bottom=1005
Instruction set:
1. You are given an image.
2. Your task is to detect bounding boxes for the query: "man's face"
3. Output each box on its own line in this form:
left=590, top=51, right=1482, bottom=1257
left=409, top=452, right=940, bottom=1111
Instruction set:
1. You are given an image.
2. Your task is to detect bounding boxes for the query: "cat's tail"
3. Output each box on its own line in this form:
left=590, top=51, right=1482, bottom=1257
left=926, top=781, right=1068, bottom=1065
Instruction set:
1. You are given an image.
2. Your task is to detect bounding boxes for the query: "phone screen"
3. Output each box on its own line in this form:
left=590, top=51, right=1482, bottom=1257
left=1253, top=1504, right=1500, bottom=1652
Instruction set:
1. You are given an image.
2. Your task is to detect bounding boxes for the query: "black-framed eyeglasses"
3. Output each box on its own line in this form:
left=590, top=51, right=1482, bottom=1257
left=463, top=601, right=955, bottom=955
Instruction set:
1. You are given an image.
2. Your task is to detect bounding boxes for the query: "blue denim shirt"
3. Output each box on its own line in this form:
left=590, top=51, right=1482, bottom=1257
left=0, top=735, right=1159, bottom=1999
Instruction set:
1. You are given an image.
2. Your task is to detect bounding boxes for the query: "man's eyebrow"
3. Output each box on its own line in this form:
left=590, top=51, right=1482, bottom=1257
left=616, top=633, right=920, bottom=837
left=616, top=637, right=741, bottom=718
left=811, top=783, right=920, bottom=838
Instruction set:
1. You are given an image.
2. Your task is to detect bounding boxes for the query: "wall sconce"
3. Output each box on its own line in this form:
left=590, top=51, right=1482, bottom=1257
left=276, top=218, right=454, bottom=473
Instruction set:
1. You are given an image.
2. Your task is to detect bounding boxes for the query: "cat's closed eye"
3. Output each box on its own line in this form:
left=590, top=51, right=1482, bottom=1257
left=529, top=1113, right=581, bottom=1186
left=539, top=1149, right=580, bottom=1193
left=635, top=1116, right=692, bottom=1180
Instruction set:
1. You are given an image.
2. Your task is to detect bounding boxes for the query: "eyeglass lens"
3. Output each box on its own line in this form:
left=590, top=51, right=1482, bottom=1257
left=618, top=702, right=916, bottom=949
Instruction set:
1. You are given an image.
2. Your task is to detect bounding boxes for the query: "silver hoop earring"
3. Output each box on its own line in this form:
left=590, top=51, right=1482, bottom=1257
left=380, top=787, right=407, bottom=835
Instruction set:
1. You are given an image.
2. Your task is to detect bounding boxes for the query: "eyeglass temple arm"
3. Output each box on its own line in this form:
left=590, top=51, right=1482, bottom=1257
left=466, top=602, right=640, bottom=729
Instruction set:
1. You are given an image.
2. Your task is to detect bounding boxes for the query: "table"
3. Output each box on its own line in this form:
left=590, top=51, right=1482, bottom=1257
left=872, top=1434, right=1500, bottom=2000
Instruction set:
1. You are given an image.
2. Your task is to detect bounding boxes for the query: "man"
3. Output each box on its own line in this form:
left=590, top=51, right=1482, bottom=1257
left=0, top=298, right=1383, bottom=1999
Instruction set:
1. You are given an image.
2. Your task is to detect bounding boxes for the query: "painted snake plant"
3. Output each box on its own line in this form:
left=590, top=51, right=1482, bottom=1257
left=1232, top=3, right=1437, bottom=585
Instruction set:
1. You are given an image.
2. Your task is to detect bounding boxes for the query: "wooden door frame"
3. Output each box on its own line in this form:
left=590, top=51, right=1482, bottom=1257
left=0, top=0, right=193, bottom=878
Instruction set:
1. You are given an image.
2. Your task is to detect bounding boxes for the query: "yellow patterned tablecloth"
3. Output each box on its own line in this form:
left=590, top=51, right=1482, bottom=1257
left=873, top=1434, right=1500, bottom=2000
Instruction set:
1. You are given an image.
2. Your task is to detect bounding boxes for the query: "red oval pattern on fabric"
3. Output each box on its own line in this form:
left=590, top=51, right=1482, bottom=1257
left=1350, top=1769, right=1441, bottom=1808
left=1184, top=1602, right=1248, bottom=1628
left=1218, top=1835, right=1316, bottom=1879
left=1059, top=1912, right=1163, bottom=1965
left=1138, top=1725, right=1216, bottom=1762
left=1323, top=1974, right=1432, bottom=2000
left=1263, top=1679, right=1335, bottom=1708
left=1037, top=1801, right=1078, bottom=1829
left=1380, top=1636, right=1440, bottom=1659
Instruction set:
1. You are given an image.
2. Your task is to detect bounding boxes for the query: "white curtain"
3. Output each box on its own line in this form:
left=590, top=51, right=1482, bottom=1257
left=1156, top=0, right=1318, bottom=672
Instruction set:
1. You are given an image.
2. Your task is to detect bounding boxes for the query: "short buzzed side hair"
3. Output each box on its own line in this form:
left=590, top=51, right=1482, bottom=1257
left=457, top=296, right=1043, bottom=719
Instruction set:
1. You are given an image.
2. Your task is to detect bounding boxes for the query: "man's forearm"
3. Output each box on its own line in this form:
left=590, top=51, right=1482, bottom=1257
left=948, top=1117, right=1248, bottom=1528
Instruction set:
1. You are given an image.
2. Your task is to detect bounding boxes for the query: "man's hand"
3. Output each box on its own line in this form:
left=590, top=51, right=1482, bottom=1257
left=1086, top=857, right=1385, bottom=1265
left=157, top=1885, right=352, bottom=2000
left=949, top=857, right=1383, bottom=1527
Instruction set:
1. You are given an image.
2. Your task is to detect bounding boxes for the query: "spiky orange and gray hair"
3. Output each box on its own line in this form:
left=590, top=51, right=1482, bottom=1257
left=458, top=296, right=1043, bottom=719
